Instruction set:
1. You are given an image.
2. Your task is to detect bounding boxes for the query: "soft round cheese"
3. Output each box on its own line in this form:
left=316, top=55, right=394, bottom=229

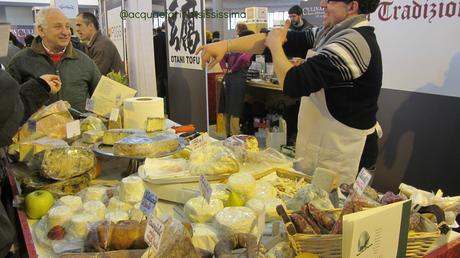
left=211, top=183, right=230, bottom=205
left=184, top=197, right=224, bottom=223
left=83, top=200, right=106, bottom=221
left=129, top=203, right=146, bottom=221
left=83, top=187, right=107, bottom=202
left=228, top=173, right=256, bottom=200
left=214, top=207, right=256, bottom=237
left=191, top=223, right=220, bottom=253
left=105, top=211, right=129, bottom=223
left=58, top=195, right=83, bottom=212
left=48, top=206, right=73, bottom=229
left=107, top=197, right=133, bottom=213
left=68, top=213, right=98, bottom=239
left=245, top=198, right=266, bottom=216
left=254, top=182, right=277, bottom=199
left=119, top=176, right=145, bottom=203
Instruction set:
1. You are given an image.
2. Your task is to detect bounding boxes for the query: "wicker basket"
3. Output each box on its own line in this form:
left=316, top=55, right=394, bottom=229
left=287, top=229, right=440, bottom=257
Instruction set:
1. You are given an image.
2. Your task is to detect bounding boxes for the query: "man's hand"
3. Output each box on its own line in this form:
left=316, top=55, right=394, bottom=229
left=265, top=20, right=290, bottom=52
left=40, top=74, right=61, bottom=95
left=195, top=40, right=227, bottom=70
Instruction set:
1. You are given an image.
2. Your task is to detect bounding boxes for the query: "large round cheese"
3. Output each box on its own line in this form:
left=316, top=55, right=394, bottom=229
left=48, top=206, right=73, bottom=229
left=184, top=197, right=224, bottom=223
left=83, top=187, right=107, bottom=202
left=107, top=197, right=133, bottom=213
left=228, top=172, right=256, bottom=200
left=214, top=207, right=256, bottom=237
left=119, top=176, right=145, bottom=203
left=83, top=200, right=106, bottom=221
left=68, top=213, right=98, bottom=239
left=105, top=211, right=129, bottom=223
left=58, top=195, right=83, bottom=212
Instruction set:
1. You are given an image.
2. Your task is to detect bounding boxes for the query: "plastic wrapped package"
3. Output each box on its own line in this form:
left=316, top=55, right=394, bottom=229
left=113, top=133, right=179, bottom=158
left=254, top=181, right=277, bottom=199
left=21, top=172, right=92, bottom=197
left=81, top=187, right=108, bottom=203
left=266, top=241, right=295, bottom=258
left=214, top=207, right=257, bottom=238
left=191, top=223, right=220, bottom=253
left=48, top=205, right=74, bottom=229
left=284, top=184, right=334, bottom=211
left=80, top=116, right=106, bottom=132
left=68, top=213, right=99, bottom=239
left=223, top=135, right=259, bottom=163
left=214, top=233, right=265, bottom=258
left=119, top=176, right=145, bottom=203
left=18, top=137, right=69, bottom=161
left=129, top=203, right=146, bottom=221
left=249, top=148, right=294, bottom=165
left=143, top=157, right=189, bottom=177
left=107, top=197, right=133, bottom=213
left=261, top=197, right=286, bottom=222
left=57, top=195, right=83, bottom=212
left=105, top=211, right=129, bottom=223
left=102, top=129, right=144, bottom=145
left=227, top=172, right=256, bottom=200
left=211, top=183, right=230, bottom=205
left=30, top=147, right=96, bottom=181
left=189, top=144, right=240, bottom=175
left=30, top=100, right=71, bottom=121
left=18, top=111, right=74, bottom=142
left=184, top=196, right=224, bottom=223
left=83, top=201, right=106, bottom=221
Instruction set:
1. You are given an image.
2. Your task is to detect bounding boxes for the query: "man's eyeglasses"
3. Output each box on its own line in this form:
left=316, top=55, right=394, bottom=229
left=322, top=0, right=354, bottom=4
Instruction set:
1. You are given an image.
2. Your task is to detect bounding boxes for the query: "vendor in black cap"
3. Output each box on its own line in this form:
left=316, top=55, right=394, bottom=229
left=288, top=5, right=313, bottom=32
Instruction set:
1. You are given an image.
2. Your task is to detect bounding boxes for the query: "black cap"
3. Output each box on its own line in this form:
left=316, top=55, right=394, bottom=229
left=358, top=0, right=381, bottom=14
left=288, top=5, right=303, bottom=15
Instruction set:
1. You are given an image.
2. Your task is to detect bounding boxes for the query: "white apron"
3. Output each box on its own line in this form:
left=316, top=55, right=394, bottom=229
left=294, top=50, right=382, bottom=184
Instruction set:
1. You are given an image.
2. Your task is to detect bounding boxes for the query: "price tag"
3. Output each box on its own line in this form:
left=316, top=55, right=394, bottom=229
left=140, top=190, right=158, bottom=216
left=199, top=174, right=212, bottom=204
left=109, top=108, right=119, bottom=122
left=28, top=120, right=36, bottom=132
left=189, top=132, right=209, bottom=151
left=353, top=168, right=373, bottom=196
left=144, top=216, right=164, bottom=252
left=66, top=120, right=81, bottom=138
left=85, top=98, right=95, bottom=112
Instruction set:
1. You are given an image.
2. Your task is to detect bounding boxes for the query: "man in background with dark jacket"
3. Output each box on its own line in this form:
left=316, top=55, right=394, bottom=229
left=154, top=22, right=169, bottom=114
left=75, top=12, right=124, bottom=75
left=288, top=5, right=313, bottom=32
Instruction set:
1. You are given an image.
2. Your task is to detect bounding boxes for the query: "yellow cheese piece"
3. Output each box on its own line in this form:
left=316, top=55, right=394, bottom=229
left=311, top=167, right=338, bottom=192
left=102, top=129, right=144, bottom=145
left=19, top=137, right=68, bottom=161
left=145, top=117, right=166, bottom=133
left=82, top=130, right=105, bottom=144
left=18, top=112, right=73, bottom=142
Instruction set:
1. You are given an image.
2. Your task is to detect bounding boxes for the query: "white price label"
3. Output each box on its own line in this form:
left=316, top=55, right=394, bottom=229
left=66, top=120, right=81, bottom=138
left=85, top=98, right=95, bottom=112
left=144, top=216, right=164, bottom=251
left=189, top=132, right=209, bottom=151
left=353, top=168, right=373, bottom=196
left=109, top=108, right=119, bottom=122
left=140, top=190, right=158, bottom=216
left=199, top=174, right=212, bottom=204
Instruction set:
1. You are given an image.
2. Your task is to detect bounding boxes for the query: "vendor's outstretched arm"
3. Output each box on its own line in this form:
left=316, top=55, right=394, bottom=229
left=196, top=33, right=266, bottom=69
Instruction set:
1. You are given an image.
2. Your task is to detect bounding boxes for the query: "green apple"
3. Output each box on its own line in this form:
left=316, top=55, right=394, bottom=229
left=25, top=190, right=54, bottom=219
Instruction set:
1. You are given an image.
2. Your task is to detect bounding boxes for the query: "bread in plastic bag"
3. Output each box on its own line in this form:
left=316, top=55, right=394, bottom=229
left=189, top=144, right=239, bottom=175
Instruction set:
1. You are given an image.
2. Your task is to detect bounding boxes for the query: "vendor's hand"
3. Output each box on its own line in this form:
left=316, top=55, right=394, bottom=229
left=40, top=74, right=61, bottom=95
left=265, top=20, right=290, bottom=52
left=195, top=40, right=227, bottom=70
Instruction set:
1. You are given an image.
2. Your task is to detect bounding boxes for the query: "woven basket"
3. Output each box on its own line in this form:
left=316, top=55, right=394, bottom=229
left=287, top=230, right=440, bottom=257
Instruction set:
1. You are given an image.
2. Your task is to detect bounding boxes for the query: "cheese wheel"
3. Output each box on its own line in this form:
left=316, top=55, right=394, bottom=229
left=58, top=195, right=83, bottom=212
left=68, top=213, right=98, bottom=239
left=83, top=187, right=107, bottom=202
left=83, top=200, right=106, bottom=221
left=48, top=206, right=73, bottom=229
left=119, top=176, right=145, bottom=203
left=107, top=197, right=132, bottom=213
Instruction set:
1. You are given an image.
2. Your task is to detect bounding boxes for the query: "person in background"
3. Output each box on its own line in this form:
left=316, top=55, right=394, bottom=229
left=7, top=7, right=101, bottom=115
left=218, top=30, right=255, bottom=136
left=24, top=34, right=34, bottom=48
left=75, top=12, right=124, bottom=75
left=69, top=27, right=84, bottom=51
left=288, top=5, right=313, bottom=32
left=0, top=42, right=20, bottom=68
left=197, top=0, right=383, bottom=184
left=235, top=23, right=248, bottom=36
left=9, top=33, right=24, bottom=49
left=212, top=31, right=220, bottom=43
left=154, top=22, right=169, bottom=115
left=206, top=31, right=213, bottom=44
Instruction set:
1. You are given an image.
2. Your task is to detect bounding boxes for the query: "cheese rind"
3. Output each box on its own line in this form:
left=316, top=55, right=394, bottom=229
left=102, top=129, right=144, bottom=145
left=82, top=130, right=105, bottom=144
left=145, top=117, right=166, bottom=133
left=113, top=133, right=179, bottom=158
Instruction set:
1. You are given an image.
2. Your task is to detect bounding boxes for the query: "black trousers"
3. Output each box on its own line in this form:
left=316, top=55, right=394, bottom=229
left=359, top=131, right=379, bottom=171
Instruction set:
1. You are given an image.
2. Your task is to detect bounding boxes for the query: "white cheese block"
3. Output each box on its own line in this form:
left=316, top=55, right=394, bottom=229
left=107, top=197, right=133, bottom=213
left=58, top=195, right=83, bottom=212
left=102, top=129, right=144, bottom=145
left=48, top=206, right=73, bottom=229
left=83, top=187, right=107, bottom=202
left=184, top=197, right=224, bottom=223
left=68, top=213, right=98, bottom=239
left=119, top=176, right=145, bottom=203
left=105, top=211, right=129, bottom=223
left=228, top=172, right=256, bottom=200
left=83, top=200, right=106, bottom=221
left=145, top=117, right=166, bottom=133
left=82, top=130, right=104, bottom=144
left=311, top=167, right=338, bottom=192
left=191, top=223, right=220, bottom=253
left=214, top=207, right=256, bottom=238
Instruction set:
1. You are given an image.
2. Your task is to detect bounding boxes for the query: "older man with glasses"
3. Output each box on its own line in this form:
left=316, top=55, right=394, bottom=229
left=197, top=0, right=382, bottom=184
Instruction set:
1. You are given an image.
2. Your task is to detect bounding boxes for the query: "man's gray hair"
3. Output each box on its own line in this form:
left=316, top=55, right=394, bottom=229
left=35, top=7, right=62, bottom=28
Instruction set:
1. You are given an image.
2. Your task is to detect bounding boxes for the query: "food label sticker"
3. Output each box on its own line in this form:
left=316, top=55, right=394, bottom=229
left=199, top=174, right=212, bottom=204
left=144, top=216, right=164, bottom=251
left=189, top=132, right=209, bottom=151
left=353, top=168, right=373, bottom=196
left=140, top=190, right=158, bottom=216
left=109, top=108, right=119, bottom=122
left=85, top=98, right=95, bottom=112
left=28, top=120, right=36, bottom=132
left=66, top=120, right=81, bottom=138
